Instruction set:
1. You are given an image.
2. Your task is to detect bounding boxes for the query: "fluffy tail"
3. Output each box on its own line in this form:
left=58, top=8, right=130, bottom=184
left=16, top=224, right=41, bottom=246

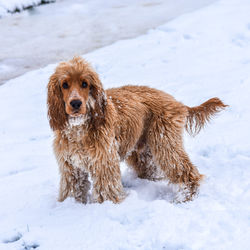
left=185, top=98, right=228, bottom=136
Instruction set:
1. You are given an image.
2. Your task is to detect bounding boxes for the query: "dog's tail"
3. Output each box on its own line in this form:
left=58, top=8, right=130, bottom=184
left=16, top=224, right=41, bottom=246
left=185, top=97, right=228, bottom=136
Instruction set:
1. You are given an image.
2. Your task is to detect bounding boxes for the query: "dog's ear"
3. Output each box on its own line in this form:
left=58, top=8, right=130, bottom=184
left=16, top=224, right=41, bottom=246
left=47, top=72, right=68, bottom=131
left=89, top=72, right=107, bottom=128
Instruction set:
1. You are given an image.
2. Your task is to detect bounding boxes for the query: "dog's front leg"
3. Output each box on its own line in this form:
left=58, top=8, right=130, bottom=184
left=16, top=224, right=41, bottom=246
left=71, top=168, right=91, bottom=204
left=58, top=161, right=73, bottom=202
left=89, top=153, right=126, bottom=204
left=58, top=161, right=91, bottom=203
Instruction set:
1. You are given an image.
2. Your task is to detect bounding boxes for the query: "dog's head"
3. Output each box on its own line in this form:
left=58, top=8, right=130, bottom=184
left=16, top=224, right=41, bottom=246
left=47, top=56, right=106, bottom=130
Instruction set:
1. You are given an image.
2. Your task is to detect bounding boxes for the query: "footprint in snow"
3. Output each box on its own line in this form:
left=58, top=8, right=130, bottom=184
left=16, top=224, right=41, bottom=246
left=2, top=231, right=39, bottom=249
left=2, top=232, right=22, bottom=243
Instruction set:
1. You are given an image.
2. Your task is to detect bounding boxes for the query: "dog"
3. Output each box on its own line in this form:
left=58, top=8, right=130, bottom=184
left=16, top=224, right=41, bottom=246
left=47, top=56, right=227, bottom=203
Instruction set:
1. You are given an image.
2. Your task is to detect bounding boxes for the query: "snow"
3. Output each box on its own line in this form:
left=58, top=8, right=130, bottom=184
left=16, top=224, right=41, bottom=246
left=0, top=0, right=250, bottom=249
left=0, top=0, right=54, bottom=16
left=0, top=0, right=216, bottom=84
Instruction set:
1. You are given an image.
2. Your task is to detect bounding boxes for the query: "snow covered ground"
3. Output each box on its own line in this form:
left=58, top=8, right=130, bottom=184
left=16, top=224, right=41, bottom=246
left=0, top=0, right=250, bottom=249
left=0, top=0, right=54, bottom=16
left=0, top=0, right=216, bottom=84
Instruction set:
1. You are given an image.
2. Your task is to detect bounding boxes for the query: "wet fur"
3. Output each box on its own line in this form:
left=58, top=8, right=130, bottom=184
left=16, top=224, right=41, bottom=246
left=47, top=57, right=227, bottom=203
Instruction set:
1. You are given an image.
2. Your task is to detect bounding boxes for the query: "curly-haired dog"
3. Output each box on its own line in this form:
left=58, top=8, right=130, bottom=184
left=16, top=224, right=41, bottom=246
left=47, top=56, right=227, bottom=203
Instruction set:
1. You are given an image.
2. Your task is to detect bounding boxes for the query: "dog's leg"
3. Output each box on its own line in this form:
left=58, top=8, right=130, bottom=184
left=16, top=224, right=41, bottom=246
left=88, top=150, right=126, bottom=204
left=91, top=163, right=125, bottom=203
left=58, top=162, right=90, bottom=203
left=147, top=118, right=203, bottom=202
left=71, top=168, right=91, bottom=204
left=126, top=147, right=164, bottom=181
left=58, top=162, right=73, bottom=202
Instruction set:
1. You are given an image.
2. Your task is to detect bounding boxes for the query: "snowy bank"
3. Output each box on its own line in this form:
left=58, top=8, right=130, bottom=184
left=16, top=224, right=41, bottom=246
left=0, top=0, right=54, bottom=16
left=0, top=0, right=250, bottom=249
left=0, top=0, right=215, bottom=84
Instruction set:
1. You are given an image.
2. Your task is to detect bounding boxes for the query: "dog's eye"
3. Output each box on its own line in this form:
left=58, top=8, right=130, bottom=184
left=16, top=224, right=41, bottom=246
left=82, top=81, right=88, bottom=88
left=62, top=82, right=69, bottom=89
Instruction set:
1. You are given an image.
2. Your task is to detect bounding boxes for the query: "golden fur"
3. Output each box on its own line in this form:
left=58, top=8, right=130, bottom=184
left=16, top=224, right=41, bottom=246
left=47, top=56, right=227, bottom=203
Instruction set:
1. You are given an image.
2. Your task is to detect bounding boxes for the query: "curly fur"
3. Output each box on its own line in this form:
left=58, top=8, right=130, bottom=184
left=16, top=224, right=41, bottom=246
left=47, top=56, right=227, bottom=204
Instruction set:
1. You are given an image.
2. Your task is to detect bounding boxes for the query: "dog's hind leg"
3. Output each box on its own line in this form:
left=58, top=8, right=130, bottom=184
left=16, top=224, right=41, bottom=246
left=147, top=116, right=203, bottom=202
left=126, top=147, right=164, bottom=181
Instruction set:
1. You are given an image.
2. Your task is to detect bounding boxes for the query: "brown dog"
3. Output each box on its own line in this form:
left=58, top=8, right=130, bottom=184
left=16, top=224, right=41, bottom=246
left=47, top=56, right=227, bottom=203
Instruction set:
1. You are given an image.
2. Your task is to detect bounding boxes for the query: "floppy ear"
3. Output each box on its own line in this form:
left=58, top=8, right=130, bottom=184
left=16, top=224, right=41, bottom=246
left=47, top=73, right=68, bottom=131
left=89, top=73, right=107, bottom=128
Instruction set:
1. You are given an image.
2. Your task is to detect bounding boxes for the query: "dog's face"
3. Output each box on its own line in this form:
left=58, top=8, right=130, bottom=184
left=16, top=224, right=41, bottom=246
left=60, top=74, right=91, bottom=117
left=47, top=57, right=106, bottom=131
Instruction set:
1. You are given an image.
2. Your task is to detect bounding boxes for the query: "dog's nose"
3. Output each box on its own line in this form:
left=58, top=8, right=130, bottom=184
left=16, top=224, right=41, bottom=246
left=70, top=99, right=82, bottom=110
